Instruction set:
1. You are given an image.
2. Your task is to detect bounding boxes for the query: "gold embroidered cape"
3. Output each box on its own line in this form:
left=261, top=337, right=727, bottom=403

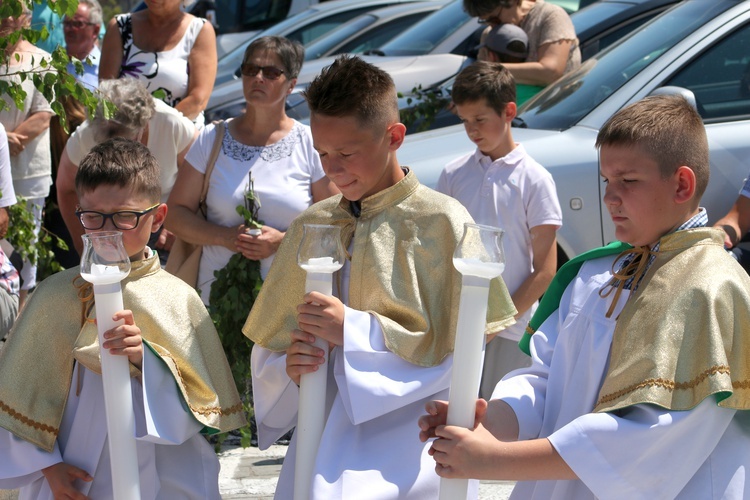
left=595, top=228, right=750, bottom=412
left=0, top=252, right=246, bottom=453
left=243, top=170, right=517, bottom=367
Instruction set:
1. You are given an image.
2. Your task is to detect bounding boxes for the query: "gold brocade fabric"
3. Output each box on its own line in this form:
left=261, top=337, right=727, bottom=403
left=0, top=252, right=246, bottom=453
left=243, top=170, right=517, bottom=367
left=595, top=228, right=750, bottom=413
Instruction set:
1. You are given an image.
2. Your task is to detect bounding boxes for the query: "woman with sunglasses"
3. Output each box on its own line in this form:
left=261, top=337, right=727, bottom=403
left=166, top=36, right=338, bottom=306
left=465, top=0, right=580, bottom=86
left=56, top=78, right=197, bottom=258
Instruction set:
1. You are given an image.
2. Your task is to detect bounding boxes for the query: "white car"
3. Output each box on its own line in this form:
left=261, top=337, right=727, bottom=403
left=398, top=0, right=750, bottom=263
left=214, top=0, right=433, bottom=86
left=207, top=0, right=481, bottom=121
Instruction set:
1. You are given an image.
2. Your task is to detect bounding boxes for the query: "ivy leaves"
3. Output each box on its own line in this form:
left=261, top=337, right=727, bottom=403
left=208, top=175, right=264, bottom=448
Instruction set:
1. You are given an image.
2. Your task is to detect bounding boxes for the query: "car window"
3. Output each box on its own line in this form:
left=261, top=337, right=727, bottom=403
left=517, top=0, right=738, bottom=131
left=335, top=12, right=433, bottom=55
left=549, top=0, right=598, bottom=14
left=377, top=1, right=470, bottom=56
left=216, top=0, right=291, bottom=34
left=287, top=8, right=375, bottom=45
left=579, top=7, right=672, bottom=61
left=666, top=21, right=750, bottom=123
left=304, top=15, right=377, bottom=60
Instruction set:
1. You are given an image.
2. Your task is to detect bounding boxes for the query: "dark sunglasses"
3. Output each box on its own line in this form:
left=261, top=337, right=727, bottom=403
left=240, top=63, right=285, bottom=80
left=478, top=1, right=515, bottom=24
left=63, top=19, right=96, bottom=29
left=75, top=203, right=160, bottom=230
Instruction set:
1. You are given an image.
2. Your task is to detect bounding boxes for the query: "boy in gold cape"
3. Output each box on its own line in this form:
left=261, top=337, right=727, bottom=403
left=0, top=138, right=245, bottom=498
left=243, top=55, right=517, bottom=499
left=419, top=95, right=750, bottom=498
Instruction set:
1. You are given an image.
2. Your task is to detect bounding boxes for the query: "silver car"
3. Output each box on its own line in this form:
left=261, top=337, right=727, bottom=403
left=399, top=0, right=750, bottom=263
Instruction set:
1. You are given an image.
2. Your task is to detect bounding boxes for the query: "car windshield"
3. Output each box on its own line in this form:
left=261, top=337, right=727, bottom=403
left=304, top=15, right=377, bottom=60
left=517, top=0, right=737, bottom=130
left=376, top=0, right=469, bottom=56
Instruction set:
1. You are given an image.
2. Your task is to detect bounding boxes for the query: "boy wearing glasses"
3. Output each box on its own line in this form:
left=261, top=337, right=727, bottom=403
left=0, top=138, right=245, bottom=498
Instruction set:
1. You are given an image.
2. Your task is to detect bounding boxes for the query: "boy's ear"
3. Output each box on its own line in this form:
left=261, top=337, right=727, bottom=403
left=387, top=122, right=407, bottom=151
left=504, top=101, right=517, bottom=121
left=151, top=203, right=168, bottom=233
left=674, top=165, right=697, bottom=205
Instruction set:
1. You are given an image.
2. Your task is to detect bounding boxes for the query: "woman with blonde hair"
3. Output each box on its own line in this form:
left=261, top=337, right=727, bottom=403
left=56, top=78, right=196, bottom=258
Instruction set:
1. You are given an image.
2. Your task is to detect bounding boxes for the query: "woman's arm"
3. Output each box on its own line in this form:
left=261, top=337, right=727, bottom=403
left=175, top=21, right=217, bottom=120
left=7, top=111, right=52, bottom=155
left=236, top=173, right=339, bottom=261
left=176, top=129, right=199, bottom=172
left=502, top=39, right=574, bottom=86
left=56, top=148, right=85, bottom=255
left=99, top=17, right=124, bottom=80
left=714, top=195, right=750, bottom=248
left=164, top=160, right=238, bottom=251
left=510, top=224, right=558, bottom=316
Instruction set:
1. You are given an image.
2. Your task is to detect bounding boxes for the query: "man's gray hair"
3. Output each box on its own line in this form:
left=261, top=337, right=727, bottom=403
left=92, top=78, right=156, bottom=143
left=78, top=0, right=103, bottom=27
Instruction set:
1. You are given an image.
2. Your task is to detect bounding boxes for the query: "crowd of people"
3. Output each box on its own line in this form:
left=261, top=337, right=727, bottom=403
left=0, top=0, right=749, bottom=498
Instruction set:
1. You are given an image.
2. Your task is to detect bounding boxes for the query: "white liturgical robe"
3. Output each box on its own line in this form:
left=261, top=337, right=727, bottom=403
left=0, top=348, right=221, bottom=499
left=251, top=258, right=480, bottom=499
left=493, top=256, right=750, bottom=499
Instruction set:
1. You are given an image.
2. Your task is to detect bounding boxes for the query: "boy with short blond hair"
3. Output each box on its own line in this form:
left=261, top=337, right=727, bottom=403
left=0, top=138, right=245, bottom=498
left=420, top=94, right=750, bottom=499
left=243, top=55, right=517, bottom=499
left=439, top=61, right=562, bottom=398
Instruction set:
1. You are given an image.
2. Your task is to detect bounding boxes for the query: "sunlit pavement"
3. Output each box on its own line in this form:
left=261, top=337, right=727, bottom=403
left=218, top=443, right=516, bottom=499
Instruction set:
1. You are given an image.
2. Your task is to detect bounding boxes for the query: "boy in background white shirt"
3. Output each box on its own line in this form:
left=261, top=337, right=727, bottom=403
left=437, top=61, right=562, bottom=398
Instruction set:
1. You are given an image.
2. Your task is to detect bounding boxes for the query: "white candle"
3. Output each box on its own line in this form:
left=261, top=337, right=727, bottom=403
left=439, top=258, right=504, bottom=500
left=90, top=277, right=141, bottom=500
left=294, top=257, right=342, bottom=500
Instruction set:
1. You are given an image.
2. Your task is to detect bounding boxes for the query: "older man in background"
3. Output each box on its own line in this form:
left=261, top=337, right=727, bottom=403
left=63, top=0, right=102, bottom=89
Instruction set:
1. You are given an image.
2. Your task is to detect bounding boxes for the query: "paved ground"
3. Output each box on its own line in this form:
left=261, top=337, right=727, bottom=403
left=1, top=443, right=515, bottom=499
left=218, top=442, right=516, bottom=499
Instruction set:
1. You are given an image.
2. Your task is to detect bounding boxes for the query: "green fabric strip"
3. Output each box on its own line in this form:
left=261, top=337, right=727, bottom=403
left=519, top=241, right=632, bottom=355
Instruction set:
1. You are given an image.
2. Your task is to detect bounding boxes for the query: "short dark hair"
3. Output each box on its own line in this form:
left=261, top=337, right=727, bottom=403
left=243, top=36, right=305, bottom=79
left=596, top=94, right=709, bottom=199
left=303, top=55, right=399, bottom=132
left=76, top=137, right=161, bottom=203
left=463, top=0, right=520, bottom=18
left=452, top=61, right=516, bottom=115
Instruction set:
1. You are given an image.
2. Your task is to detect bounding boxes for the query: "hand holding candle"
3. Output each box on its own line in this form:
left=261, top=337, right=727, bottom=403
left=80, top=231, right=141, bottom=500
left=294, top=224, right=346, bottom=500
left=440, top=223, right=505, bottom=500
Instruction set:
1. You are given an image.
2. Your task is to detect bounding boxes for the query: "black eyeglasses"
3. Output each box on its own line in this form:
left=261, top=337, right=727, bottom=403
left=63, top=19, right=96, bottom=29
left=240, top=63, right=285, bottom=80
left=75, top=204, right=160, bottom=230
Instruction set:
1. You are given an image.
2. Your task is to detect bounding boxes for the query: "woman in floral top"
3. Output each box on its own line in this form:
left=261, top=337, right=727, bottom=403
left=99, top=0, right=216, bottom=127
left=165, top=36, right=339, bottom=305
